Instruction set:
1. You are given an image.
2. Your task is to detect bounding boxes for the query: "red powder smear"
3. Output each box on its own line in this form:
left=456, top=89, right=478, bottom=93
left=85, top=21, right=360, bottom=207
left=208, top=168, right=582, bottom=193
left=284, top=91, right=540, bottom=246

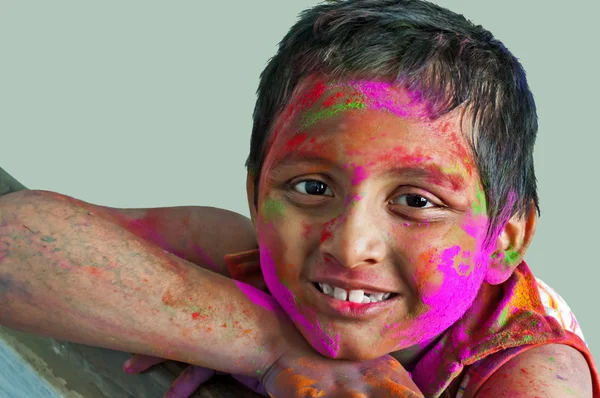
left=301, top=220, right=313, bottom=238
left=320, top=218, right=337, bottom=243
left=285, top=132, right=308, bottom=151
left=191, top=312, right=206, bottom=321
left=322, top=91, right=344, bottom=108
left=299, top=80, right=326, bottom=112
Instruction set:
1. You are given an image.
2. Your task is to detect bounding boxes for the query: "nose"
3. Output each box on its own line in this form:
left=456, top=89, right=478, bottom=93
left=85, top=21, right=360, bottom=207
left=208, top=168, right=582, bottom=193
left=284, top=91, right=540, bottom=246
left=319, top=198, right=387, bottom=269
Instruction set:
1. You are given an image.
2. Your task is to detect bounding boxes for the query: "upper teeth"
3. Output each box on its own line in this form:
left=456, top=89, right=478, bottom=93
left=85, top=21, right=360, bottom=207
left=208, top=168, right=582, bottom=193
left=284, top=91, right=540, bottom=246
left=318, top=283, right=391, bottom=303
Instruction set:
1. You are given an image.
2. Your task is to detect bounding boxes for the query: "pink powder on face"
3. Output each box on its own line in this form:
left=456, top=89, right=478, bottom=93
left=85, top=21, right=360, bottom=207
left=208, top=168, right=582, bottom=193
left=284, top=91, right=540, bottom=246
left=351, top=165, right=368, bottom=186
left=259, top=245, right=340, bottom=357
left=350, top=80, right=430, bottom=119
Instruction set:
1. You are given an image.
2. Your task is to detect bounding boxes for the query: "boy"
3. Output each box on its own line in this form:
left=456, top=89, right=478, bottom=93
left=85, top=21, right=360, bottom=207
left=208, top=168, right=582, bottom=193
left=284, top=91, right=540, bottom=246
left=0, top=1, right=598, bottom=397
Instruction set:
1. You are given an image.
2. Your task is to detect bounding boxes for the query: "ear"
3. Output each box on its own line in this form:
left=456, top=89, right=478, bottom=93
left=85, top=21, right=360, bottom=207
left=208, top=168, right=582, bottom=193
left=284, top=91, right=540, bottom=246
left=484, top=200, right=537, bottom=285
left=246, top=171, right=258, bottom=228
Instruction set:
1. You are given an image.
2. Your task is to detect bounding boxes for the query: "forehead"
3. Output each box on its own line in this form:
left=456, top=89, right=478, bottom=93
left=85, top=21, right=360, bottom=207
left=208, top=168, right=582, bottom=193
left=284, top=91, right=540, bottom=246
left=266, top=76, right=476, bottom=177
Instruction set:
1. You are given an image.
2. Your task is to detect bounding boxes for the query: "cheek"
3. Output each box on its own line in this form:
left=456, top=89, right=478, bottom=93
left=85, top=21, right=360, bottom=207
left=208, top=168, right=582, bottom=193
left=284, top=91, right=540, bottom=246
left=413, top=225, right=485, bottom=309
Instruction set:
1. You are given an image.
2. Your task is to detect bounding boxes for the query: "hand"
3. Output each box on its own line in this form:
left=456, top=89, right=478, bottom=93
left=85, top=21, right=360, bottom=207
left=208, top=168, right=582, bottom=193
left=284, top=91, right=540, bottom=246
left=123, top=354, right=268, bottom=397
left=260, top=334, right=423, bottom=398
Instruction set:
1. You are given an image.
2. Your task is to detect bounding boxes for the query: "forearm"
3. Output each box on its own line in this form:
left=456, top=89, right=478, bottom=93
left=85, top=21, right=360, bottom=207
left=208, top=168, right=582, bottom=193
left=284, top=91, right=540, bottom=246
left=113, top=205, right=257, bottom=277
left=0, top=190, right=285, bottom=377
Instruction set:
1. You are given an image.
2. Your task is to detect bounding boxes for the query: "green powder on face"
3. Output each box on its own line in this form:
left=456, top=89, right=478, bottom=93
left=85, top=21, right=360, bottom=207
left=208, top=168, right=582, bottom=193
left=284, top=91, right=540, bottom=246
left=505, top=245, right=519, bottom=265
left=260, top=198, right=285, bottom=222
left=300, top=101, right=366, bottom=130
left=471, top=186, right=487, bottom=215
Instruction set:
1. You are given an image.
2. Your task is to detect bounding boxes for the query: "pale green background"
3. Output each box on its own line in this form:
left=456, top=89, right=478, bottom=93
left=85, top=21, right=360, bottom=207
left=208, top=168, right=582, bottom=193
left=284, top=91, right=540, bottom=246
left=1, top=0, right=598, bottom=363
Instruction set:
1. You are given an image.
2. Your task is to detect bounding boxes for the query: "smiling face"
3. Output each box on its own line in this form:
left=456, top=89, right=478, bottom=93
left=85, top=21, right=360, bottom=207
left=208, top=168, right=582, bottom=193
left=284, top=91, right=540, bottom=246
left=249, top=76, right=496, bottom=360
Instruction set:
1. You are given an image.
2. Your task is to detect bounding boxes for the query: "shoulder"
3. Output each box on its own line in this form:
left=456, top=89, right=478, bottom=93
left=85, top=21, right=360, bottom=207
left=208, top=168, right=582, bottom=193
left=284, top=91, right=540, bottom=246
left=475, top=344, right=593, bottom=397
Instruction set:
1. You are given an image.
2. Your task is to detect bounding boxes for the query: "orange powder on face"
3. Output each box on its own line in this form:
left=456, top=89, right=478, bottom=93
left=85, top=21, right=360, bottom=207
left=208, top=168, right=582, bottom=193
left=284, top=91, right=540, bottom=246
left=414, top=247, right=443, bottom=293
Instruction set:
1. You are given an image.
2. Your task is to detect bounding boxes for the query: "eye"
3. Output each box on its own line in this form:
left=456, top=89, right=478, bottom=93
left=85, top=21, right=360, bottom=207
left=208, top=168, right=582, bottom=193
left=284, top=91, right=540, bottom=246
left=293, top=180, right=334, bottom=196
left=391, top=193, right=435, bottom=208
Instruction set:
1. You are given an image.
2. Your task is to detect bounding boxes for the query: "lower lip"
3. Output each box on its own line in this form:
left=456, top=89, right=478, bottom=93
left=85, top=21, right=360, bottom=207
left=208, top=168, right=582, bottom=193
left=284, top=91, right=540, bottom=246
left=308, top=283, right=401, bottom=320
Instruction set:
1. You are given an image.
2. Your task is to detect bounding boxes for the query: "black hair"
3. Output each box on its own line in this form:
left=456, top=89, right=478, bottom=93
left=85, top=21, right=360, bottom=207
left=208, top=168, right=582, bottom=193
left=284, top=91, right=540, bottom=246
left=246, top=0, right=540, bottom=242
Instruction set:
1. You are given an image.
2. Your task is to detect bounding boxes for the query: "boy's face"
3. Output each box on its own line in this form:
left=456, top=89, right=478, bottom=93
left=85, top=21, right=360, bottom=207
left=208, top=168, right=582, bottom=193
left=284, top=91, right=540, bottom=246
left=250, top=76, right=493, bottom=360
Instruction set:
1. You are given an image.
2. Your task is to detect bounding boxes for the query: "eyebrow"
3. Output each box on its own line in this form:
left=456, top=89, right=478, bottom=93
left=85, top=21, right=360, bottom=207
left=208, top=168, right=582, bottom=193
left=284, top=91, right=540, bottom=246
left=380, top=165, right=467, bottom=192
left=271, top=155, right=468, bottom=192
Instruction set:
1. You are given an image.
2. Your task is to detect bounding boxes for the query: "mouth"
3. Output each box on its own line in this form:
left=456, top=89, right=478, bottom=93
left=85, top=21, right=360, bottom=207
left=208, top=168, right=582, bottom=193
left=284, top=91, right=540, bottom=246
left=313, top=282, right=399, bottom=303
left=309, top=282, right=402, bottom=320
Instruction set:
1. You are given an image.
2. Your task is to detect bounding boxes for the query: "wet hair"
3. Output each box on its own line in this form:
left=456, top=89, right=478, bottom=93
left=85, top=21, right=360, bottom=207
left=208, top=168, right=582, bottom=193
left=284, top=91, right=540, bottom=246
left=246, top=0, right=540, bottom=242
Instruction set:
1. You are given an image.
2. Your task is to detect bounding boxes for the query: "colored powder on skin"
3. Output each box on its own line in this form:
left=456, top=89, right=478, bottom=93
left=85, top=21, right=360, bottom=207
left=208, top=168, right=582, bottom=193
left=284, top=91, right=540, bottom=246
left=419, top=245, right=460, bottom=307
left=191, top=312, right=206, bottom=321
left=285, top=132, right=308, bottom=150
left=351, top=165, right=368, bottom=186
left=344, top=194, right=363, bottom=208
left=234, top=281, right=280, bottom=314
left=260, top=198, right=286, bottom=222
left=456, top=262, right=472, bottom=276
left=320, top=218, right=337, bottom=244
left=322, top=91, right=344, bottom=108
left=299, top=79, right=326, bottom=111
left=259, top=245, right=340, bottom=357
left=472, top=187, right=487, bottom=216
left=300, top=101, right=365, bottom=130
left=352, top=80, right=428, bottom=119
left=505, top=245, right=519, bottom=265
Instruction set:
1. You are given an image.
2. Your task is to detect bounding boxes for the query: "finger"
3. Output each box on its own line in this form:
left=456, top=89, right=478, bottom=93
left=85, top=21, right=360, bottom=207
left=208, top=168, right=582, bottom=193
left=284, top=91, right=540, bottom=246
left=163, top=365, right=216, bottom=398
left=123, top=355, right=167, bottom=374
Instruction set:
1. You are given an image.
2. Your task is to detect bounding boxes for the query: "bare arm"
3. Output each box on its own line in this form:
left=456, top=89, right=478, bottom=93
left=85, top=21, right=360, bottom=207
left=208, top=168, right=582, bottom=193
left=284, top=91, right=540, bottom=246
left=0, top=189, right=286, bottom=377
left=0, top=167, right=258, bottom=277
left=476, top=344, right=594, bottom=397
left=84, top=203, right=257, bottom=277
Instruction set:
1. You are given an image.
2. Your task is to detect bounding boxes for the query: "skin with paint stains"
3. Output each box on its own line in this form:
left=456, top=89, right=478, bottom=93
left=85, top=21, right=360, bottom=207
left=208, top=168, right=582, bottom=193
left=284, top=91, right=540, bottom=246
left=0, top=82, right=593, bottom=395
left=248, top=76, right=501, bottom=362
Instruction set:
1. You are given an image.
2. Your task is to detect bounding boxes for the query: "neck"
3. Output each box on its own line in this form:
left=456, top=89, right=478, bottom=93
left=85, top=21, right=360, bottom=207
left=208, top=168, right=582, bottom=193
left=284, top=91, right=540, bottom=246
left=390, top=333, right=444, bottom=371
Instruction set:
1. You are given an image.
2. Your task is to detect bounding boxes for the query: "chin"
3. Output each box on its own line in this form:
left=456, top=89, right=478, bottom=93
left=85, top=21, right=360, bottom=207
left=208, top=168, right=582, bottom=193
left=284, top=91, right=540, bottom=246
left=300, top=326, right=393, bottom=361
